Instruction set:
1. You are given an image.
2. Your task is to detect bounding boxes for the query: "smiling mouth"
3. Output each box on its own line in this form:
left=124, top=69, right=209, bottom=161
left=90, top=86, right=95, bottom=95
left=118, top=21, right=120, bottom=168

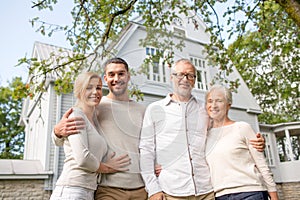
left=113, top=83, right=124, bottom=89
left=89, top=96, right=100, bottom=100
left=210, top=110, right=219, bottom=113
left=179, top=84, right=190, bottom=88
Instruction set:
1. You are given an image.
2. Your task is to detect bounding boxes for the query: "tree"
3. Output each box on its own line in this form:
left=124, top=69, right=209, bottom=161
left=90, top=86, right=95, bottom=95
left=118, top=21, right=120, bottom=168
left=0, top=78, right=26, bottom=159
left=17, top=0, right=299, bottom=123
left=227, top=2, right=299, bottom=123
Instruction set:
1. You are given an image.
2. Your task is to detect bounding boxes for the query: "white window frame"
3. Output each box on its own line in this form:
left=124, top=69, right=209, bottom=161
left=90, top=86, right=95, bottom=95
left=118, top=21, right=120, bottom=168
left=172, top=18, right=186, bottom=37
left=145, top=47, right=168, bottom=83
left=263, top=133, right=275, bottom=166
left=190, top=56, right=208, bottom=91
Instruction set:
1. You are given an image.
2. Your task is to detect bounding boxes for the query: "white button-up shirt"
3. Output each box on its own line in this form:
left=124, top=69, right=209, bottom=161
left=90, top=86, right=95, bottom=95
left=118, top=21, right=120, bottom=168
left=139, top=94, right=213, bottom=197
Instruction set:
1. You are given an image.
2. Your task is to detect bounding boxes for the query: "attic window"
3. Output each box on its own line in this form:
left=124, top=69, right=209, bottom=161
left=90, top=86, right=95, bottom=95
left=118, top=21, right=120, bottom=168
left=172, top=18, right=183, bottom=27
left=174, top=27, right=186, bottom=37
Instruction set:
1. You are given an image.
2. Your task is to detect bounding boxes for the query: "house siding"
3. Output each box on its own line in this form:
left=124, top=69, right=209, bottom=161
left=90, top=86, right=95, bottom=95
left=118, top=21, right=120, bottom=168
left=56, top=93, right=75, bottom=179
left=23, top=91, right=51, bottom=167
left=228, top=108, right=259, bottom=132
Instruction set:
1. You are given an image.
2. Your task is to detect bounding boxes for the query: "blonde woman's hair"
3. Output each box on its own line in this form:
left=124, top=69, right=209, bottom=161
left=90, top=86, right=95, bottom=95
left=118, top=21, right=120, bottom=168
left=205, top=84, right=232, bottom=105
left=73, top=71, right=102, bottom=106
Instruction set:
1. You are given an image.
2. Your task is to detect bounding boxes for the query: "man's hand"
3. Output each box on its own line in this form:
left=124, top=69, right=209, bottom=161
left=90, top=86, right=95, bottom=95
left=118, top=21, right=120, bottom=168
left=155, top=164, right=162, bottom=177
left=250, top=133, right=265, bottom=152
left=53, top=108, right=85, bottom=138
left=98, top=152, right=131, bottom=173
left=149, top=192, right=166, bottom=200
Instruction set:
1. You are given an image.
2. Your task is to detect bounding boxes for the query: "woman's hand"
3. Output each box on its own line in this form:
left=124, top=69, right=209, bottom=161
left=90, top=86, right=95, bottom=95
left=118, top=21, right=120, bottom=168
left=98, top=152, right=130, bottom=173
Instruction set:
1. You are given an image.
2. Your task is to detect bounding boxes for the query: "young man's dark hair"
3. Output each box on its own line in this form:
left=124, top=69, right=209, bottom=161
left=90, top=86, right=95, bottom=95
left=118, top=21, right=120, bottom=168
left=103, top=57, right=129, bottom=72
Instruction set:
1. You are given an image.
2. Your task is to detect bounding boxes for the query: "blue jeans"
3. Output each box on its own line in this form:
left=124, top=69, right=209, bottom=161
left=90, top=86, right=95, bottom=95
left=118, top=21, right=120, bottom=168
left=216, top=191, right=269, bottom=200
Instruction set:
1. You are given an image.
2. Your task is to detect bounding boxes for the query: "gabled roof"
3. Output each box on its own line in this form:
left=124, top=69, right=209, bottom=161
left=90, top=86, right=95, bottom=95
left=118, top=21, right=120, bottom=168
left=230, top=66, right=262, bottom=113
left=32, top=41, right=71, bottom=61
left=106, top=8, right=211, bottom=55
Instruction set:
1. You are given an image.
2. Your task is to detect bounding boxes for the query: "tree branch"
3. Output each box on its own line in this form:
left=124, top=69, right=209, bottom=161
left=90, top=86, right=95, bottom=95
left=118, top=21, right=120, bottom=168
left=275, top=0, right=300, bottom=27
left=101, top=0, right=138, bottom=46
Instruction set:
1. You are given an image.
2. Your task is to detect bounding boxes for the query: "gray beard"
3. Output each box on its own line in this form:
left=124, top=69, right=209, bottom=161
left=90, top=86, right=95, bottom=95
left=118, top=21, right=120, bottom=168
left=174, top=87, right=192, bottom=99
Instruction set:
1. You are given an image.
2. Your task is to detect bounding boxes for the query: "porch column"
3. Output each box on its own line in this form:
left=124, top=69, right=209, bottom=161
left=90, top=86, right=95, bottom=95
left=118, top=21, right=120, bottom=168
left=285, top=128, right=295, bottom=161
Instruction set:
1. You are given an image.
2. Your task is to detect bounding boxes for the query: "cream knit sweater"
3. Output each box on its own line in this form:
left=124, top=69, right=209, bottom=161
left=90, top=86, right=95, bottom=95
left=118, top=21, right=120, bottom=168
left=205, top=121, right=277, bottom=197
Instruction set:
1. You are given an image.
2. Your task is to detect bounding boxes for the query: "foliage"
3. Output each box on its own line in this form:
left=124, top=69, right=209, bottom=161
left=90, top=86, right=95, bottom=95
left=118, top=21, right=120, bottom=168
left=16, top=0, right=300, bottom=124
left=0, top=78, right=26, bottom=159
left=227, top=2, right=299, bottom=123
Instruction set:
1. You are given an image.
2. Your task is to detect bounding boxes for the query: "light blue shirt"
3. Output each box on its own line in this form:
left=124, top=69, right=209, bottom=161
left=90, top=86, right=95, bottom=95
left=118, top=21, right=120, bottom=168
left=140, top=94, right=213, bottom=197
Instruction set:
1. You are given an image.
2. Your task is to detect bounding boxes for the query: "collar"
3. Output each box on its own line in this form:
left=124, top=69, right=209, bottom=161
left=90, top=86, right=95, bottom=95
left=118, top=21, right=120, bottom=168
left=163, top=93, right=199, bottom=106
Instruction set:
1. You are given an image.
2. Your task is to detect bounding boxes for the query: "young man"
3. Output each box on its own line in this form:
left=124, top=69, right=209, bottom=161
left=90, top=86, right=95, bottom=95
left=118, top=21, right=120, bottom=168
left=53, top=57, right=148, bottom=200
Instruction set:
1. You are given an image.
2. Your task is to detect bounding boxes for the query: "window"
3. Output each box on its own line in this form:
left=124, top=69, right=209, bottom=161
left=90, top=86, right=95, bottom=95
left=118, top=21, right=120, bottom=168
left=172, top=18, right=183, bottom=27
left=172, top=17, right=186, bottom=37
left=277, top=129, right=300, bottom=162
left=173, top=27, right=186, bottom=37
left=190, top=57, right=208, bottom=90
left=145, top=47, right=168, bottom=83
left=263, top=133, right=274, bottom=166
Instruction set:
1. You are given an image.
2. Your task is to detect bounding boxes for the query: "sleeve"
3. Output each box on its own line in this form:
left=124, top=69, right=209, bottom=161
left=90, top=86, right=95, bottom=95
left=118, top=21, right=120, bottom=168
left=52, top=131, right=64, bottom=146
left=242, top=122, right=277, bottom=192
left=139, top=105, right=162, bottom=197
left=67, top=111, right=100, bottom=172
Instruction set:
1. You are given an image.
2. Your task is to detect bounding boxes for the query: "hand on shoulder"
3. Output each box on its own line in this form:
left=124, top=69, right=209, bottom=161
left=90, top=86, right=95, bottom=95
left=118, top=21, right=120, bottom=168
left=54, top=108, right=85, bottom=137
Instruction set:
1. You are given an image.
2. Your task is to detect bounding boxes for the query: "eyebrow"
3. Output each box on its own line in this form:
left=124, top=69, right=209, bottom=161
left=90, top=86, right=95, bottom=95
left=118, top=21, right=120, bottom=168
left=107, top=70, right=126, bottom=73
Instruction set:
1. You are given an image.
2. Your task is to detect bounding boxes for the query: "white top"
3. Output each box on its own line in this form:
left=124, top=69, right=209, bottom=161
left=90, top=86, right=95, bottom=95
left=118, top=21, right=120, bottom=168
left=55, top=108, right=107, bottom=190
left=205, top=121, right=277, bottom=197
left=140, top=94, right=213, bottom=197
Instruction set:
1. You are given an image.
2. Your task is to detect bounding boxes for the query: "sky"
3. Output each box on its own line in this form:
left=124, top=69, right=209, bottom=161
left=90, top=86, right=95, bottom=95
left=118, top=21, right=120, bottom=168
left=0, top=1, right=242, bottom=87
left=0, top=1, right=72, bottom=86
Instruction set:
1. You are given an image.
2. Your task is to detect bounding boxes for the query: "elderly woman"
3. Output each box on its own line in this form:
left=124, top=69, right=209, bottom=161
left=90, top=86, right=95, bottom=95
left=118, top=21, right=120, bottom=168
left=205, top=85, right=279, bottom=200
left=50, top=72, right=129, bottom=200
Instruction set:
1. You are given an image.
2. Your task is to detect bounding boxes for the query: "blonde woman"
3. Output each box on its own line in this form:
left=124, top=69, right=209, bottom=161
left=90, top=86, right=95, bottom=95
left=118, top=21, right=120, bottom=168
left=50, top=72, right=129, bottom=200
left=205, top=85, right=279, bottom=200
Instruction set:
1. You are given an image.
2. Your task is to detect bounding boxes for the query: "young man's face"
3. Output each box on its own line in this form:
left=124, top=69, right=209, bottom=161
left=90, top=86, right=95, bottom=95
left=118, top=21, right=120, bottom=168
left=104, top=63, right=130, bottom=97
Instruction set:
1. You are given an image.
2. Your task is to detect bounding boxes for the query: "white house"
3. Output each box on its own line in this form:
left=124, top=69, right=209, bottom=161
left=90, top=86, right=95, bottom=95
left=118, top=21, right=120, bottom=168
left=8, top=8, right=299, bottom=200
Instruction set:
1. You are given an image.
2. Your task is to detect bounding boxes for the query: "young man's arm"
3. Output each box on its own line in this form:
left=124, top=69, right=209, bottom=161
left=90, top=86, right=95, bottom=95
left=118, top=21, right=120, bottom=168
left=52, top=108, right=85, bottom=146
